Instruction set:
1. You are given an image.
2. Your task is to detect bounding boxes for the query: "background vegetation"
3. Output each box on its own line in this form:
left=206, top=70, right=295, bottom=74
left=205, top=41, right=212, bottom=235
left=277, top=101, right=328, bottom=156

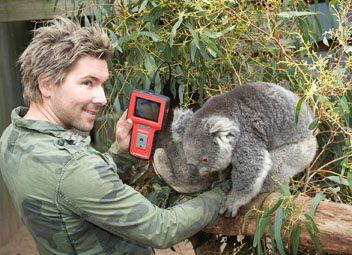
left=68, top=0, right=351, bottom=253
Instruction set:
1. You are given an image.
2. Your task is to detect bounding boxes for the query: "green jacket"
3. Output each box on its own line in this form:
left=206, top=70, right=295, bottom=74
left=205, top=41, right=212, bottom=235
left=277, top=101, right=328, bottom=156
left=0, top=107, right=225, bottom=255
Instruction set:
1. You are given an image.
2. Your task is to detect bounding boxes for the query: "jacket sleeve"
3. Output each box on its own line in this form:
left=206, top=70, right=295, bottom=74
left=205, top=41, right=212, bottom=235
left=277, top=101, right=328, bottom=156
left=105, top=142, right=140, bottom=177
left=57, top=150, right=225, bottom=249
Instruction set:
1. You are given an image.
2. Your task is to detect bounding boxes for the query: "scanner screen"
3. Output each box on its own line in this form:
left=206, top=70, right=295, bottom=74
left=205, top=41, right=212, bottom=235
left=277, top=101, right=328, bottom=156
left=134, top=98, right=161, bottom=122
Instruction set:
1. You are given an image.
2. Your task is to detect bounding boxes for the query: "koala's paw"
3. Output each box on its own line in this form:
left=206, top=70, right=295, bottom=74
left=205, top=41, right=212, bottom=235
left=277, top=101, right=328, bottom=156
left=153, top=148, right=173, bottom=181
left=219, top=200, right=240, bottom=218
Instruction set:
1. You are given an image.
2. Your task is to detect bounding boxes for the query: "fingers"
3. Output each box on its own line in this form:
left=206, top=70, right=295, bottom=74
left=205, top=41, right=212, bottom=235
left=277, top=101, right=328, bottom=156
left=115, top=110, right=133, bottom=152
left=117, top=110, right=132, bottom=132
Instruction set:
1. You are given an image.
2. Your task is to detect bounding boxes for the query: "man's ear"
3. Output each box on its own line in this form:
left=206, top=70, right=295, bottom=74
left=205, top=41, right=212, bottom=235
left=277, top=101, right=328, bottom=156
left=171, top=108, right=194, bottom=142
left=204, top=116, right=240, bottom=145
left=37, top=74, right=52, bottom=99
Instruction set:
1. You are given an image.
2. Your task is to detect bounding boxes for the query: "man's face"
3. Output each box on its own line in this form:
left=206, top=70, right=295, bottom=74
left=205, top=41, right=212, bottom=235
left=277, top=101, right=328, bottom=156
left=48, top=56, right=109, bottom=132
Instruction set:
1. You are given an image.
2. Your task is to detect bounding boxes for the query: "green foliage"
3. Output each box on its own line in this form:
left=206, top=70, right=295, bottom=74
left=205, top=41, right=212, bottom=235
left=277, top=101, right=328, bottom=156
left=70, top=0, right=351, bottom=253
left=77, top=0, right=332, bottom=111
left=240, top=189, right=327, bottom=255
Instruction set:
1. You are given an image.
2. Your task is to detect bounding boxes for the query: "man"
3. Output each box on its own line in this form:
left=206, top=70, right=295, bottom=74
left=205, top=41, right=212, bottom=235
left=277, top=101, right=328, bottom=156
left=0, top=17, right=227, bottom=254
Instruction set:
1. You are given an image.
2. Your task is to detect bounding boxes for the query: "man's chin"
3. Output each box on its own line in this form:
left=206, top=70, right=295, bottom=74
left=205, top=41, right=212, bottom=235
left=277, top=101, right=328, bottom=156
left=74, top=121, right=95, bottom=133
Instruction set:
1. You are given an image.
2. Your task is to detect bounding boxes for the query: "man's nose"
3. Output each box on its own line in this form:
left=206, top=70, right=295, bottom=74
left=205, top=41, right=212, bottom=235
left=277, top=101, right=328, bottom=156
left=93, top=85, right=107, bottom=106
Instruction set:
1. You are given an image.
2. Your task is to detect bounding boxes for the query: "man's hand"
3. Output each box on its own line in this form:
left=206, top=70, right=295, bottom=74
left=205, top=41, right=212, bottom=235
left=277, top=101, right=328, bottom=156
left=115, top=110, right=133, bottom=152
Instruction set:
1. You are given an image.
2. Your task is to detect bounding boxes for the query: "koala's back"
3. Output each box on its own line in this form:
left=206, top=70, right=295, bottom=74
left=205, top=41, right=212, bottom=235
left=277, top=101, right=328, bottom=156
left=194, top=82, right=314, bottom=148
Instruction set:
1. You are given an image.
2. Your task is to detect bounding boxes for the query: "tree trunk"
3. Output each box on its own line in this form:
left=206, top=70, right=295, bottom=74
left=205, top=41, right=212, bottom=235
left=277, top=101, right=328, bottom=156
left=204, top=193, right=352, bottom=254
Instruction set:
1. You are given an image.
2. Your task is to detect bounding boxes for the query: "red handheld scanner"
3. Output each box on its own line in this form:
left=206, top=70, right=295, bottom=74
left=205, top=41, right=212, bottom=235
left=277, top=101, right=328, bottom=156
left=127, top=90, right=170, bottom=159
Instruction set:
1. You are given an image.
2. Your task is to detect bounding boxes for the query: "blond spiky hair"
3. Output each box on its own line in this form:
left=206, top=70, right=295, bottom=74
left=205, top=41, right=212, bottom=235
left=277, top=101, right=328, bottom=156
left=18, top=16, right=114, bottom=105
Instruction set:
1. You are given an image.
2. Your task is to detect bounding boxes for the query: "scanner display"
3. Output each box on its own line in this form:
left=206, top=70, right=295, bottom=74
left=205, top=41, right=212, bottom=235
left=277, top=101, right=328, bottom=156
left=134, top=97, right=161, bottom=122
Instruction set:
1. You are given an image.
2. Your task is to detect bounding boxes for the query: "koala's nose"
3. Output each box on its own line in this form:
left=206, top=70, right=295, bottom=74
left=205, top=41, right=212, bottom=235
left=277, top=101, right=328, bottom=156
left=188, top=164, right=199, bottom=176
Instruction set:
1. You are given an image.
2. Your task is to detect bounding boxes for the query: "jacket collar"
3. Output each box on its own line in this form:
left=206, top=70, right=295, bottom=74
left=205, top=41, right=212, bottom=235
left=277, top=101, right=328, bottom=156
left=11, top=106, right=91, bottom=145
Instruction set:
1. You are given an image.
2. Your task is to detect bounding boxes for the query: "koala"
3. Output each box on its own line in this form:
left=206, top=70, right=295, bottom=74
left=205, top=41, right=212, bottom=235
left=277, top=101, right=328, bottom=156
left=153, top=136, right=231, bottom=194
left=172, top=82, right=317, bottom=217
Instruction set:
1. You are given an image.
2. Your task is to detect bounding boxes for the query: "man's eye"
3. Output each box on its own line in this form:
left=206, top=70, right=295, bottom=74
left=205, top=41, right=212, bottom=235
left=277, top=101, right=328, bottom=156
left=83, top=80, right=92, bottom=86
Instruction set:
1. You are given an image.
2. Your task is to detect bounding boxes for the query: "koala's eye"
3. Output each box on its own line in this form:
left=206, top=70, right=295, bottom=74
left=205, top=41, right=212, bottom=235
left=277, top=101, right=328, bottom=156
left=202, top=157, right=208, bottom=163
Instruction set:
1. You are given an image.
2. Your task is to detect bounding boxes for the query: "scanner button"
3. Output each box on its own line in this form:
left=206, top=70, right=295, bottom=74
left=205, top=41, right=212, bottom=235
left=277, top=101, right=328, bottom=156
left=136, top=133, right=148, bottom=149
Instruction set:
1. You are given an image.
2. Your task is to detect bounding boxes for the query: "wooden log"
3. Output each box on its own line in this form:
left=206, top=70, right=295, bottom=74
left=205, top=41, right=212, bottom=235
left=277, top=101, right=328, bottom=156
left=204, top=193, right=352, bottom=254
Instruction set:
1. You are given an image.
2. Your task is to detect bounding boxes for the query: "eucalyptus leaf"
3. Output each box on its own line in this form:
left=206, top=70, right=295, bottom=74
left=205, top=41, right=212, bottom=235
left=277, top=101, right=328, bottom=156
left=154, top=74, right=162, bottom=93
left=118, top=31, right=138, bottom=45
left=308, top=117, right=319, bottom=130
left=178, top=83, right=184, bottom=104
left=202, top=25, right=236, bottom=38
left=339, top=96, right=350, bottom=113
left=170, top=78, right=177, bottom=98
left=328, top=186, right=341, bottom=193
left=348, top=170, right=352, bottom=195
left=290, top=223, right=300, bottom=255
left=140, top=31, right=160, bottom=42
left=242, top=210, right=253, bottom=233
left=313, top=14, right=323, bottom=37
left=170, top=11, right=185, bottom=47
left=253, top=212, right=269, bottom=248
left=186, top=23, right=200, bottom=49
left=108, top=29, right=123, bottom=53
left=144, top=55, right=156, bottom=74
left=190, top=41, right=198, bottom=62
left=327, top=175, right=349, bottom=186
left=313, top=0, right=319, bottom=11
left=274, top=207, right=285, bottom=255
left=197, top=41, right=212, bottom=61
left=310, top=193, right=326, bottom=216
left=200, top=33, right=227, bottom=63
left=138, top=0, right=148, bottom=13
left=295, top=97, right=304, bottom=124
left=262, top=199, right=283, bottom=217
left=317, top=95, right=334, bottom=109
left=278, top=11, right=317, bottom=18
left=304, top=216, right=322, bottom=253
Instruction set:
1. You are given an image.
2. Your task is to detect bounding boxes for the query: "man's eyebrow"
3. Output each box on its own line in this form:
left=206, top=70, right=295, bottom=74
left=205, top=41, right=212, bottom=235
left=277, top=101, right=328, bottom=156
left=81, top=75, right=99, bottom=81
left=81, top=75, right=108, bottom=83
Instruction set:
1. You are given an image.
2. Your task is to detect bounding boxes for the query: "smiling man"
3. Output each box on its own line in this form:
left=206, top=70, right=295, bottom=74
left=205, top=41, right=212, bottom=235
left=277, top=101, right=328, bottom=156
left=0, top=17, right=227, bottom=254
left=25, top=56, right=109, bottom=132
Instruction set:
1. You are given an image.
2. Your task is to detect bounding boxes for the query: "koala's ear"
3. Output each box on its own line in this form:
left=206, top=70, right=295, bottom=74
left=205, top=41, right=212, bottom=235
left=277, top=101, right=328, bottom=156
left=204, top=116, right=240, bottom=145
left=171, top=108, right=194, bottom=142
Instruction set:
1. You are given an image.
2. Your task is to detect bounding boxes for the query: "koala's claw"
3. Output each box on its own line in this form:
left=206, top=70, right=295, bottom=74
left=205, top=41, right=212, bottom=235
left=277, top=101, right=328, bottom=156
left=219, top=202, right=240, bottom=218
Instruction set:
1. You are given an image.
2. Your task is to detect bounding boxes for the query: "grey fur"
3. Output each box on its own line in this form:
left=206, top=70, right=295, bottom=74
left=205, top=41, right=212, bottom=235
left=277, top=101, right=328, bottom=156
left=171, top=82, right=317, bottom=217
